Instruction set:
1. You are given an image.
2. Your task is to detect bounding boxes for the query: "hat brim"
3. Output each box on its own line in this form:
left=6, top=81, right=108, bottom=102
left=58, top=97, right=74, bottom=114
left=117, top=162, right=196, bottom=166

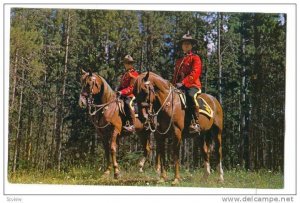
left=179, top=38, right=198, bottom=45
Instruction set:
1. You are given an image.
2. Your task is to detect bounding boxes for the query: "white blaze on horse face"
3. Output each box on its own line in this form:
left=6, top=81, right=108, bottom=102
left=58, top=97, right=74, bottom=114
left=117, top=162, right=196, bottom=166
left=79, top=94, right=87, bottom=108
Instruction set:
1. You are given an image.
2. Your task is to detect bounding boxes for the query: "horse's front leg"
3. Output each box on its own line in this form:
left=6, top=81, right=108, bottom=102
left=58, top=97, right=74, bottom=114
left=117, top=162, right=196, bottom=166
left=101, top=131, right=112, bottom=177
left=138, top=131, right=151, bottom=173
left=110, top=128, right=120, bottom=179
left=171, top=128, right=182, bottom=186
left=156, top=135, right=167, bottom=183
left=155, top=149, right=161, bottom=175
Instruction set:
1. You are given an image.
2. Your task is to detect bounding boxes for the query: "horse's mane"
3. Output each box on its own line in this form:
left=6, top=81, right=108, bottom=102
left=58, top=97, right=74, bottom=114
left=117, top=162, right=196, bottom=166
left=134, top=71, right=171, bottom=95
left=95, top=74, right=116, bottom=102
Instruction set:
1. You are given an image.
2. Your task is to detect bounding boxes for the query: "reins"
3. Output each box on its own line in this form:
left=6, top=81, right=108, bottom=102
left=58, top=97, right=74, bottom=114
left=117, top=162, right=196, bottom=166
left=145, top=84, right=176, bottom=135
left=88, top=98, right=118, bottom=116
left=88, top=98, right=120, bottom=129
left=84, top=74, right=121, bottom=129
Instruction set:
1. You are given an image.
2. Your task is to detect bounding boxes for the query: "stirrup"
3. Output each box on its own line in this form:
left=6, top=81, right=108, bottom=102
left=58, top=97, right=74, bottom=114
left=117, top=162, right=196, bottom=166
left=189, top=119, right=200, bottom=133
left=125, top=120, right=131, bottom=127
left=123, top=125, right=135, bottom=132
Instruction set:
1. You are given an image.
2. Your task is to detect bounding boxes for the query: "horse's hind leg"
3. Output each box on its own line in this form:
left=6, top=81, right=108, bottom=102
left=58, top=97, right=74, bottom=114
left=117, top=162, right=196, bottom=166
left=171, top=128, right=182, bottom=186
left=111, top=128, right=121, bottom=179
left=200, top=134, right=211, bottom=182
left=214, top=128, right=224, bottom=183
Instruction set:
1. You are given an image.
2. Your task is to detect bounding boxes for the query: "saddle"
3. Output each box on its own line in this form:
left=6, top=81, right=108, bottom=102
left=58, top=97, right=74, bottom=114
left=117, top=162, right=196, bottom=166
left=175, top=89, right=187, bottom=109
left=196, top=96, right=214, bottom=118
left=129, top=97, right=139, bottom=118
left=177, top=90, right=214, bottom=118
left=117, top=97, right=139, bottom=118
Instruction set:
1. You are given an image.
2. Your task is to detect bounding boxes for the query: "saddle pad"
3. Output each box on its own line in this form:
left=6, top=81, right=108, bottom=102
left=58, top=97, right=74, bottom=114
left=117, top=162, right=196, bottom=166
left=195, top=96, right=214, bottom=118
left=130, top=97, right=139, bottom=117
left=175, top=89, right=187, bottom=108
left=177, top=90, right=213, bottom=118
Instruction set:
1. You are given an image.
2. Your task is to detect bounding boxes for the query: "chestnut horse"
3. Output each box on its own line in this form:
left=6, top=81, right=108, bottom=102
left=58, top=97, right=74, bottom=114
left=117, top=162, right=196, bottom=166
left=78, top=69, right=151, bottom=178
left=133, top=71, right=224, bottom=185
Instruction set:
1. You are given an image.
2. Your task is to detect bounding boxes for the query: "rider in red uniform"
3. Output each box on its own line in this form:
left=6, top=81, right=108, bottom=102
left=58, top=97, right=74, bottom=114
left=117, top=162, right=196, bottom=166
left=117, top=55, right=139, bottom=132
left=172, top=33, right=202, bottom=133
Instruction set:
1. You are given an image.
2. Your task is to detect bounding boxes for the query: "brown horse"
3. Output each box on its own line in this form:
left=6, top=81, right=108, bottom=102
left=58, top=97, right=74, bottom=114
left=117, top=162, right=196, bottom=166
left=133, top=71, right=224, bottom=185
left=78, top=69, right=152, bottom=178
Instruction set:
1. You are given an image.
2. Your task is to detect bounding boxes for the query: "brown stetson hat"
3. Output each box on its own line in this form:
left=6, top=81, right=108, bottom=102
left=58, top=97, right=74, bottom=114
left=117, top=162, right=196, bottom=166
left=179, top=33, right=198, bottom=45
left=123, top=55, right=134, bottom=63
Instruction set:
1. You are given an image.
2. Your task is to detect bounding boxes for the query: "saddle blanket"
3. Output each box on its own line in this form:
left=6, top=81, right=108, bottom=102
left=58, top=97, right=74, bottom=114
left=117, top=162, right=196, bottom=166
left=129, top=97, right=139, bottom=118
left=177, top=91, right=214, bottom=118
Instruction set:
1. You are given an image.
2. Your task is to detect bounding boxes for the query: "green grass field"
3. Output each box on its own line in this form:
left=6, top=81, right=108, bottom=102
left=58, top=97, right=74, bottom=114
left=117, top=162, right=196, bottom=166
left=8, top=167, right=283, bottom=189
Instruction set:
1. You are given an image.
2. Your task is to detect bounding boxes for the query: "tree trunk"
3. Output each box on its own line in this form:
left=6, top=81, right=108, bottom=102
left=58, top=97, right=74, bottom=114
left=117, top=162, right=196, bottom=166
left=50, top=97, right=58, bottom=169
left=12, top=63, right=25, bottom=173
left=251, top=13, right=263, bottom=170
left=34, top=104, right=44, bottom=169
left=55, top=11, right=71, bottom=171
left=217, top=12, right=223, bottom=105
left=105, top=33, right=110, bottom=64
left=11, top=49, right=19, bottom=108
left=25, top=103, right=33, bottom=164
left=239, top=37, right=250, bottom=169
left=26, top=118, right=33, bottom=162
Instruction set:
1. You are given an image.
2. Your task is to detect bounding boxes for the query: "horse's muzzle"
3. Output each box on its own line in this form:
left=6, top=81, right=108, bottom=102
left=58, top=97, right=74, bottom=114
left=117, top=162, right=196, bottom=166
left=79, top=95, right=87, bottom=108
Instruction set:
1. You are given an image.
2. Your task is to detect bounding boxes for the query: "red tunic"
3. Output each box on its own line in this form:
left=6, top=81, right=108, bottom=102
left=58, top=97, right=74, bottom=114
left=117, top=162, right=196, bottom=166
left=118, top=68, right=139, bottom=97
left=172, top=51, right=202, bottom=89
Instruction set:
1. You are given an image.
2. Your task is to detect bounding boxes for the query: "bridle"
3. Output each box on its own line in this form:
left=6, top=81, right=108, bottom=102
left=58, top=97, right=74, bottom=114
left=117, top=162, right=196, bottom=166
left=141, top=80, right=176, bottom=135
left=80, top=74, right=120, bottom=129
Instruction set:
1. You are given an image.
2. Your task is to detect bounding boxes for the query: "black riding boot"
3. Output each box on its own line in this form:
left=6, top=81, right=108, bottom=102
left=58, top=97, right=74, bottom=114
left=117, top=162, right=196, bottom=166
left=123, top=109, right=136, bottom=133
left=189, top=106, right=200, bottom=133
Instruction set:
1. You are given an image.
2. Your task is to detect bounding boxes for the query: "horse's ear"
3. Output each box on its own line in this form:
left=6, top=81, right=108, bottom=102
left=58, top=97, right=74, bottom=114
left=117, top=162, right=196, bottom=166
left=143, top=70, right=150, bottom=82
left=81, top=69, right=87, bottom=75
left=88, top=68, right=93, bottom=76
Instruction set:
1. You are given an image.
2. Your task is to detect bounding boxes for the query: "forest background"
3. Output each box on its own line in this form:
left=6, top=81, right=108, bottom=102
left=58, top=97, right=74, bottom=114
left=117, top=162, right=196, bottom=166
left=8, top=8, right=286, bottom=186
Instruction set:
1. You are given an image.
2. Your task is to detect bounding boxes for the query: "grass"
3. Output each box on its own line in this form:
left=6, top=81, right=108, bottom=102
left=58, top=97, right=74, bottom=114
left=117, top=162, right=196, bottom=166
left=8, top=166, right=283, bottom=189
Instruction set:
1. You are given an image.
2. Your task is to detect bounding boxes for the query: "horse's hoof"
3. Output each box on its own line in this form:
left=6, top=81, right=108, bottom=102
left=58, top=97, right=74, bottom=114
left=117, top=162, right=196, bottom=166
left=201, top=175, right=209, bottom=183
left=171, top=178, right=180, bottom=186
left=114, top=173, right=120, bottom=179
left=218, top=177, right=224, bottom=183
left=101, top=170, right=110, bottom=177
left=138, top=158, right=146, bottom=168
left=157, top=177, right=166, bottom=184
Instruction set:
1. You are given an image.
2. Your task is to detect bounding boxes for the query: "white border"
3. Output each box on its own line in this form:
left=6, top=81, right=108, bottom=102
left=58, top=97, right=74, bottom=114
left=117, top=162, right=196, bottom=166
left=2, top=0, right=297, bottom=200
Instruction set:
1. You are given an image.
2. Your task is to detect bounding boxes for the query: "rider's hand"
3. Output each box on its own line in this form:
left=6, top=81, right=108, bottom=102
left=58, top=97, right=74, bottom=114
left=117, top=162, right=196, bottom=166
left=176, top=83, right=183, bottom=88
left=116, top=91, right=122, bottom=97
